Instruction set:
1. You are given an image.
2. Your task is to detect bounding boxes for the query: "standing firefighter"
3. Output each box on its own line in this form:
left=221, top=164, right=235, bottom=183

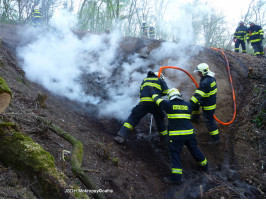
left=233, top=21, right=248, bottom=53
left=141, top=22, right=148, bottom=38
left=32, top=6, right=42, bottom=27
left=150, top=88, right=208, bottom=184
left=149, top=26, right=155, bottom=39
left=190, top=63, right=220, bottom=145
left=246, top=22, right=265, bottom=57
left=113, top=71, right=169, bottom=144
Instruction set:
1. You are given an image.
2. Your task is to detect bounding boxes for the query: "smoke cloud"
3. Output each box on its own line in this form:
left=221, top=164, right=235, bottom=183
left=17, top=5, right=201, bottom=121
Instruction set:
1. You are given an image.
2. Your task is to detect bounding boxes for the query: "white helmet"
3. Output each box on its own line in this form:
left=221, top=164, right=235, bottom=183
left=194, top=63, right=209, bottom=76
left=167, top=88, right=182, bottom=100
left=154, top=72, right=164, bottom=80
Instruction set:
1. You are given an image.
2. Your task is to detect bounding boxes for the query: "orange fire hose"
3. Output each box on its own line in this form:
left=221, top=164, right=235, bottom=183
left=158, top=48, right=236, bottom=125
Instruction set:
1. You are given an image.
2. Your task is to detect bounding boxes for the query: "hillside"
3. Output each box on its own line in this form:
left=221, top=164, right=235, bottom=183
left=0, top=24, right=265, bottom=199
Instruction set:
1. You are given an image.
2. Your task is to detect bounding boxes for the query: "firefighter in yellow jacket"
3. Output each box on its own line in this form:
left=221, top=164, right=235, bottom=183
left=32, top=7, right=42, bottom=27
left=246, top=22, right=264, bottom=57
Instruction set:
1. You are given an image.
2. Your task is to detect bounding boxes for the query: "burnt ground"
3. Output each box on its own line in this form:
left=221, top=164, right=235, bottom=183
left=0, top=24, right=265, bottom=199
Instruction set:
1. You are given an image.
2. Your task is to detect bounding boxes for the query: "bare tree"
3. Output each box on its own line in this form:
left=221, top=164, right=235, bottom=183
left=242, top=0, right=266, bottom=26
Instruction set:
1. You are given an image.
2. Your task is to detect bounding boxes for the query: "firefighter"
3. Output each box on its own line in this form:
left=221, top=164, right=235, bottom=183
left=233, top=21, right=248, bottom=53
left=113, top=71, right=169, bottom=144
left=31, top=6, right=42, bottom=27
left=149, top=26, right=155, bottom=39
left=190, top=63, right=220, bottom=145
left=141, top=22, right=148, bottom=38
left=246, top=22, right=264, bottom=57
left=149, top=88, right=208, bottom=184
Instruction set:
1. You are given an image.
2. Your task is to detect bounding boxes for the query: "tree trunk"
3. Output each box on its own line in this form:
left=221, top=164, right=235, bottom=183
left=0, top=76, right=12, bottom=114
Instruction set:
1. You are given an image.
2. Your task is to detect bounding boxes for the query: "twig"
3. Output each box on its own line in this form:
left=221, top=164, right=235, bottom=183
left=82, top=169, right=100, bottom=173
left=200, top=185, right=203, bottom=198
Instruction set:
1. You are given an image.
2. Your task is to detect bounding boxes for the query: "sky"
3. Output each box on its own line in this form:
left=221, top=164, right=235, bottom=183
left=206, top=0, right=251, bottom=24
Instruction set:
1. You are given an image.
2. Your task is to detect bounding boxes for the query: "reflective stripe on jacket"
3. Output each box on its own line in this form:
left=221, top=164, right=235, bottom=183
left=234, top=25, right=248, bottom=40
left=32, top=9, right=42, bottom=18
left=246, top=25, right=264, bottom=43
left=190, top=75, right=217, bottom=111
left=139, top=75, right=169, bottom=102
left=152, top=94, right=194, bottom=139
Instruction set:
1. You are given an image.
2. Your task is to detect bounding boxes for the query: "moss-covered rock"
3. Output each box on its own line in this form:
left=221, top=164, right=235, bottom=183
left=0, top=122, right=73, bottom=198
left=0, top=76, right=12, bottom=114
left=0, top=76, right=12, bottom=95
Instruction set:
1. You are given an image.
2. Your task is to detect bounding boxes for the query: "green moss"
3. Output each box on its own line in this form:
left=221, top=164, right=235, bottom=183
left=16, top=78, right=23, bottom=83
left=0, top=129, right=55, bottom=173
left=0, top=76, right=12, bottom=96
left=0, top=59, right=4, bottom=68
left=0, top=123, right=69, bottom=198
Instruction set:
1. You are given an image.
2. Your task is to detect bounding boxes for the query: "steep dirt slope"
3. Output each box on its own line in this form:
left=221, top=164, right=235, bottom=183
left=0, top=24, right=265, bottom=198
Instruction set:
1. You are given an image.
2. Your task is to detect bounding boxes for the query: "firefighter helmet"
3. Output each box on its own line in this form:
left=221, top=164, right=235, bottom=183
left=167, top=88, right=182, bottom=100
left=154, top=72, right=164, bottom=80
left=194, top=63, right=209, bottom=76
left=239, top=20, right=244, bottom=24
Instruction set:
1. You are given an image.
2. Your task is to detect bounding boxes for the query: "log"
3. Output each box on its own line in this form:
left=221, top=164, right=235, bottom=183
left=38, top=117, right=106, bottom=199
left=0, top=122, right=76, bottom=198
left=0, top=76, right=12, bottom=114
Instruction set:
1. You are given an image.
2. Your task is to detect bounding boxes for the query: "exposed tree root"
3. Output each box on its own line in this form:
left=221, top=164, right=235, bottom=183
left=38, top=117, right=106, bottom=199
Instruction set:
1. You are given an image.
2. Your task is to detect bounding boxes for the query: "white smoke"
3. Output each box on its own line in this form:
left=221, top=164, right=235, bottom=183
left=17, top=4, right=202, bottom=121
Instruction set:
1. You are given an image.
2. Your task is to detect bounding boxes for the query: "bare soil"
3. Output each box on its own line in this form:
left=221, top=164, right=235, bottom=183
left=0, top=24, right=265, bottom=199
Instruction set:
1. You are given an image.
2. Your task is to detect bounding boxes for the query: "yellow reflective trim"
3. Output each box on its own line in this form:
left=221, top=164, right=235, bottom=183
left=195, top=90, right=205, bottom=97
left=152, top=94, right=159, bottom=99
left=173, top=105, right=188, bottom=110
left=163, top=89, right=169, bottom=94
left=123, top=122, right=133, bottom=130
left=250, top=39, right=262, bottom=43
left=167, top=114, right=191, bottom=119
left=210, top=81, right=216, bottom=87
left=172, top=168, right=182, bottom=174
left=198, top=158, right=207, bottom=166
left=204, top=88, right=217, bottom=97
left=210, top=129, right=219, bottom=135
left=140, top=97, right=154, bottom=102
left=169, top=129, right=194, bottom=136
left=159, top=130, right=168, bottom=136
left=156, top=99, right=163, bottom=106
left=203, top=104, right=216, bottom=110
left=144, top=78, right=158, bottom=81
left=191, top=96, right=198, bottom=103
left=141, top=82, right=162, bottom=91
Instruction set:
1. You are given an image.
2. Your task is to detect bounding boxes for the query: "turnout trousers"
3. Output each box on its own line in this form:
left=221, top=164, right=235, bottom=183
left=118, top=101, right=167, bottom=138
left=251, top=41, right=264, bottom=56
left=202, top=109, right=220, bottom=141
left=169, top=136, right=208, bottom=181
left=235, top=39, right=246, bottom=53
